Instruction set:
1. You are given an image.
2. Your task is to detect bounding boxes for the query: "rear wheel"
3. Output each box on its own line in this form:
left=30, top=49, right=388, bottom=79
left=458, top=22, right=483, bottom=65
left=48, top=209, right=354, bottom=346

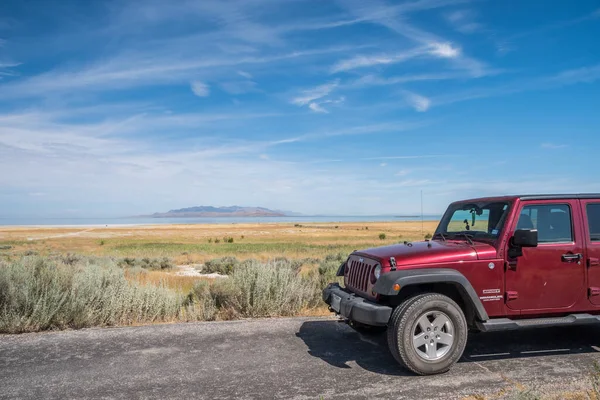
left=387, top=293, right=467, bottom=375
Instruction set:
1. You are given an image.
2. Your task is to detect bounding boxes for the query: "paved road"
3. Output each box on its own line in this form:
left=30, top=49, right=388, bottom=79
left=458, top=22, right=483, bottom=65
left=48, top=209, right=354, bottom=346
left=2, top=317, right=600, bottom=399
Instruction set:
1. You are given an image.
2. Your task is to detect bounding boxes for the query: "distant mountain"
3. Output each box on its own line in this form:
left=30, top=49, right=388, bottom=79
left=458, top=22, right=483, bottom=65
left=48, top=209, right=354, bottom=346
left=150, top=206, right=290, bottom=218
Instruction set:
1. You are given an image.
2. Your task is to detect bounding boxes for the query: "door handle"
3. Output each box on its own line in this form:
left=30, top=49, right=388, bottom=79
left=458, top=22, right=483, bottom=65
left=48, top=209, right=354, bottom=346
left=562, top=253, right=582, bottom=262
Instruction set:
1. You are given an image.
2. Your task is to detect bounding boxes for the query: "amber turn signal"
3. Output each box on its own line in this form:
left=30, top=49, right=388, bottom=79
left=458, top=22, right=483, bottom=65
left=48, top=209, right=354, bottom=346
left=392, top=284, right=401, bottom=292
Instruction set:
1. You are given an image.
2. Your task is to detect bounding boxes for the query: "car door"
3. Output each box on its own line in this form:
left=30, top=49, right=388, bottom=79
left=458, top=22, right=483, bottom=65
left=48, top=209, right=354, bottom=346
left=505, top=200, right=585, bottom=312
left=581, top=200, right=600, bottom=306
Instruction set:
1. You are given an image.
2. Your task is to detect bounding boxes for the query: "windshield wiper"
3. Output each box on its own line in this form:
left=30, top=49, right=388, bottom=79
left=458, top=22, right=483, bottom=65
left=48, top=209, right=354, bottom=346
left=454, top=232, right=474, bottom=245
left=432, top=232, right=446, bottom=242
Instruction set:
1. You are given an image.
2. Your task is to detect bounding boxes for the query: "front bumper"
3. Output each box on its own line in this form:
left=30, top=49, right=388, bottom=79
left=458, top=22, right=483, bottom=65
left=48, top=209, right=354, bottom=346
left=322, top=283, right=393, bottom=326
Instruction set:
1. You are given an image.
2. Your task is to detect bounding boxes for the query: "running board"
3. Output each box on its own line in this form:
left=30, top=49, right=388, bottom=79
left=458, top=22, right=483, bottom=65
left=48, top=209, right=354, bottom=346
left=476, top=313, right=600, bottom=332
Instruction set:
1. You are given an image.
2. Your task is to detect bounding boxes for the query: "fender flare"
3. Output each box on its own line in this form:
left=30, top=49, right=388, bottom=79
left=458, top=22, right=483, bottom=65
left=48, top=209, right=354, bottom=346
left=372, top=268, right=489, bottom=321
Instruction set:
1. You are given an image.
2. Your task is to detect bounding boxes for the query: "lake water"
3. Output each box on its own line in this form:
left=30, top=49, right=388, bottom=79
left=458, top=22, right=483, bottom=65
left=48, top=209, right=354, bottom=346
left=0, top=215, right=442, bottom=227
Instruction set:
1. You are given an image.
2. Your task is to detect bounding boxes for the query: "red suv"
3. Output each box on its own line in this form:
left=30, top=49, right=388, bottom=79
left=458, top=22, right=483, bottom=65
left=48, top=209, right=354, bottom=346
left=323, top=194, right=600, bottom=375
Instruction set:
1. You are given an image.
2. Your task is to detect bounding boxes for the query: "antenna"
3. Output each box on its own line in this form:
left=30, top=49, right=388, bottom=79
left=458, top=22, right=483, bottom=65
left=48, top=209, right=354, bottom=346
left=420, top=190, right=424, bottom=235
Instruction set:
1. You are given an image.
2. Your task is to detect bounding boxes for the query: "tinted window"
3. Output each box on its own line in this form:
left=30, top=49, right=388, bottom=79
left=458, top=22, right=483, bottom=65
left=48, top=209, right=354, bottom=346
left=587, top=203, right=600, bottom=242
left=517, top=204, right=572, bottom=243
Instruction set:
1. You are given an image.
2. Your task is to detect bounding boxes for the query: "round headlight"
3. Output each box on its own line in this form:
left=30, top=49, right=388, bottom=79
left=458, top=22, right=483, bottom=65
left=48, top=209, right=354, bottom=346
left=374, top=265, right=382, bottom=279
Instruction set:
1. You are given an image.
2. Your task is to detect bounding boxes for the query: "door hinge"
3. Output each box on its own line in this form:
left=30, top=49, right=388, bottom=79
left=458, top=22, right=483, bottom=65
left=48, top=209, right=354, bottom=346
left=589, top=287, right=600, bottom=297
left=588, top=258, right=600, bottom=267
left=506, top=291, right=518, bottom=301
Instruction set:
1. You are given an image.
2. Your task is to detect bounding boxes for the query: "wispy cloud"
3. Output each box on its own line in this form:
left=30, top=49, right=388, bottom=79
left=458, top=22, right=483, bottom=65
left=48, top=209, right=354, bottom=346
left=431, top=63, right=600, bottom=107
left=429, top=42, right=461, bottom=58
left=331, top=42, right=461, bottom=73
left=220, top=80, right=257, bottom=94
left=331, top=47, right=426, bottom=73
left=445, top=9, right=482, bottom=34
left=291, top=81, right=345, bottom=112
left=335, top=0, right=490, bottom=78
left=292, top=81, right=339, bottom=106
left=403, top=91, right=431, bottom=112
left=308, top=103, right=329, bottom=113
left=190, top=81, right=210, bottom=97
left=0, top=45, right=365, bottom=99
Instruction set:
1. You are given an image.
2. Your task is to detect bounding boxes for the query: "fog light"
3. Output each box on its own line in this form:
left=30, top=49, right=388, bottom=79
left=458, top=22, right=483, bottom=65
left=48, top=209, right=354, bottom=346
left=393, top=283, right=401, bottom=292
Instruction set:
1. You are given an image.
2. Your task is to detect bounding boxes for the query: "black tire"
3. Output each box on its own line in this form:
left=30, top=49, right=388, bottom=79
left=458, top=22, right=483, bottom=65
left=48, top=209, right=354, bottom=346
left=387, top=293, right=468, bottom=375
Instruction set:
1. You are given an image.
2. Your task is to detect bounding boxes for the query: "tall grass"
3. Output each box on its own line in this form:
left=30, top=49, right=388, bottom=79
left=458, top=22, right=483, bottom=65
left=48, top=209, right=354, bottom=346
left=0, top=253, right=344, bottom=333
left=0, top=256, right=182, bottom=333
left=209, top=259, right=321, bottom=318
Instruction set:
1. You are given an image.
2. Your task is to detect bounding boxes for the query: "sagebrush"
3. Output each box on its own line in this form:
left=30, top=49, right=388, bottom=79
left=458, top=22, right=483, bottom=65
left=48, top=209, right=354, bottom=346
left=0, top=253, right=343, bottom=333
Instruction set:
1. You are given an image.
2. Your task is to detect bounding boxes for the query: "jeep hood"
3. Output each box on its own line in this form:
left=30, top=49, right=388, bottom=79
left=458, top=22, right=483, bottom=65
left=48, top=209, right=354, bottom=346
left=354, top=240, right=497, bottom=267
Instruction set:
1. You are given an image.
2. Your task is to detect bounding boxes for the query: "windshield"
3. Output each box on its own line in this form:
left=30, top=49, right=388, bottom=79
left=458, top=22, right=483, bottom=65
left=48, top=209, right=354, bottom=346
left=435, top=201, right=511, bottom=242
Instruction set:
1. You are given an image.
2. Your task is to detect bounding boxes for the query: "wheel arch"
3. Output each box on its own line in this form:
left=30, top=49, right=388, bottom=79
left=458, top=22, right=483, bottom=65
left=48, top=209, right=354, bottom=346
left=373, top=268, right=488, bottom=323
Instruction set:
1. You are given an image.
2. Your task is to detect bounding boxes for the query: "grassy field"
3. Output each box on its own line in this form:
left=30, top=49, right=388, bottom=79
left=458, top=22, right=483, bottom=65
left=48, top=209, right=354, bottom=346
left=0, top=220, right=439, bottom=333
left=0, top=220, right=439, bottom=263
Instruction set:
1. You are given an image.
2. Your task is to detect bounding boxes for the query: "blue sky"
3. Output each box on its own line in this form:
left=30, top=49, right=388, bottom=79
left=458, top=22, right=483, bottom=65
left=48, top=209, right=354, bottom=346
left=1, top=0, right=599, bottom=217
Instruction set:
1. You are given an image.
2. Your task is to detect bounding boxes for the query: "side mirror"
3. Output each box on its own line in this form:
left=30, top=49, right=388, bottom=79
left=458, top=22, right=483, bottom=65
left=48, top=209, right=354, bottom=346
left=512, top=229, right=538, bottom=248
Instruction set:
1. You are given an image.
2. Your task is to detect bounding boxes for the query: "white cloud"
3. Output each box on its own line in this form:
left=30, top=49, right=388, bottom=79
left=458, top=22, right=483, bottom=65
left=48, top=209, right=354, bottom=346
left=403, top=91, right=431, bottom=112
left=429, top=42, right=461, bottom=58
left=395, top=169, right=410, bottom=176
left=292, top=81, right=339, bottom=106
left=445, top=10, right=482, bottom=34
left=308, top=102, right=329, bottom=113
left=190, top=81, right=210, bottom=97
left=237, top=70, right=253, bottom=79
left=259, top=154, right=269, bottom=159
left=331, top=48, right=426, bottom=73
left=380, top=163, right=387, bottom=167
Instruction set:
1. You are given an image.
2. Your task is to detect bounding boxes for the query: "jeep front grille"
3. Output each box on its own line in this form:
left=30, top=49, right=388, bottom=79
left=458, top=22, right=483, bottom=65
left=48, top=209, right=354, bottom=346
left=345, top=255, right=378, bottom=295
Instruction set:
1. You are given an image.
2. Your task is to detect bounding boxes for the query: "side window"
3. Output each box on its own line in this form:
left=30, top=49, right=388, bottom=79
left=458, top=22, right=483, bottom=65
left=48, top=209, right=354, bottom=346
left=517, top=204, right=573, bottom=243
left=587, top=204, right=600, bottom=242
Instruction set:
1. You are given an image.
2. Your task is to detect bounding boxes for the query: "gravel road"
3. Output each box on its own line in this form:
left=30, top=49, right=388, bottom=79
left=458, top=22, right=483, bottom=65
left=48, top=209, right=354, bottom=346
left=2, top=317, right=600, bottom=399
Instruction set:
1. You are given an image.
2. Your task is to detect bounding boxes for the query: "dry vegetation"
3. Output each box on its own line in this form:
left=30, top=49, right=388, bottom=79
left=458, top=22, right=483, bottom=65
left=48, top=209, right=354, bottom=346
left=0, top=221, right=438, bottom=333
left=0, top=220, right=438, bottom=262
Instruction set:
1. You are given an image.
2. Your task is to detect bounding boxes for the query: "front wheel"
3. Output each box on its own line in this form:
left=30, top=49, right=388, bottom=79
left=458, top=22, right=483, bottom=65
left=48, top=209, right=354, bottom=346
left=387, top=293, right=468, bottom=375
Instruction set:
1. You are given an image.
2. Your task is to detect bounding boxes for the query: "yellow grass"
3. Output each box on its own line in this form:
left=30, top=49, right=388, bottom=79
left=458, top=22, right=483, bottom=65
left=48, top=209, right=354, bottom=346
left=124, top=269, right=210, bottom=293
left=0, top=220, right=440, bottom=263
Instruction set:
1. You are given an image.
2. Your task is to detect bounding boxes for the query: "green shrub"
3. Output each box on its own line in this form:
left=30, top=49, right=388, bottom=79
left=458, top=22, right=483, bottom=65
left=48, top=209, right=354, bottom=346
left=0, top=245, right=13, bottom=250
left=184, top=280, right=218, bottom=321
left=208, top=238, right=213, bottom=243
left=203, top=256, right=240, bottom=275
left=99, top=240, right=106, bottom=246
left=317, top=253, right=345, bottom=288
left=117, top=257, right=174, bottom=270
left=211, top=259, right=320, bottom=318
left=0, top=256, right=183, bottom=333
left=379, top=233, right=387, bottom=240
left=424, top=233, right=433, bottom=240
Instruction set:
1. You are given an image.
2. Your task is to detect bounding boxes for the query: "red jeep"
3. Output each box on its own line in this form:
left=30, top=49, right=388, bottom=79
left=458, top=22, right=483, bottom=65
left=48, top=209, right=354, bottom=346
left=323, top=194, right=600, bottom=375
